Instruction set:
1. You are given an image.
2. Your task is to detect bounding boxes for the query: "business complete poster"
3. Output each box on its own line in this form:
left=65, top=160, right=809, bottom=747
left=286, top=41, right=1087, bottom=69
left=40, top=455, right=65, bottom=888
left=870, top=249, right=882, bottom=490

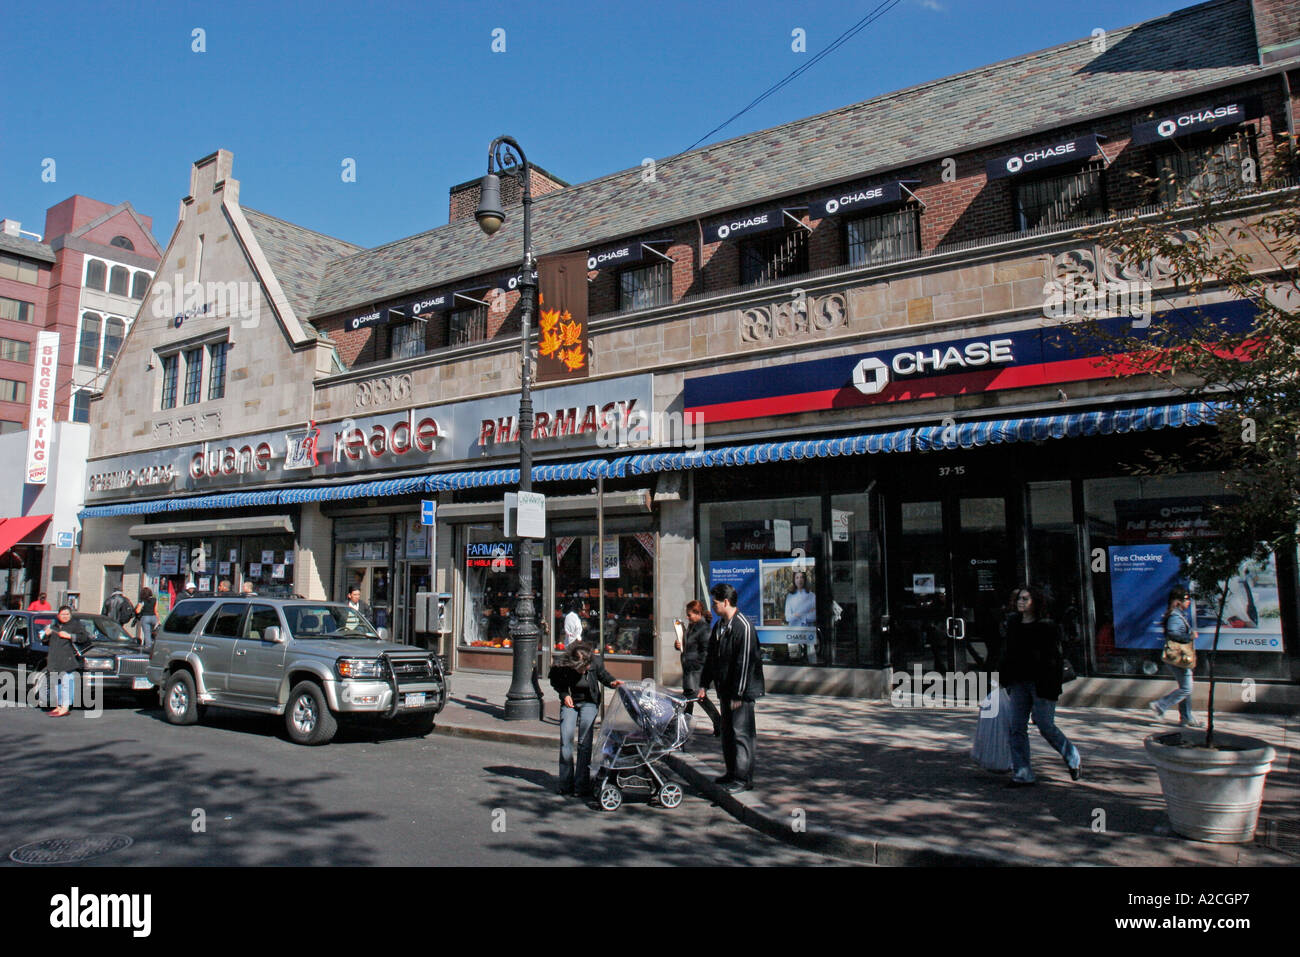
left=1109, top=544, right=1283, bottom=653
left=708, top=557, right=817, bottom=646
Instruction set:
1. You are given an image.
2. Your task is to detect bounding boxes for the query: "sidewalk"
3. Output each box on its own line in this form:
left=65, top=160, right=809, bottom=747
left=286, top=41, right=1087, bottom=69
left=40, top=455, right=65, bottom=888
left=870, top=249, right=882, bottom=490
left=435, top=670, right=1299, bottom=866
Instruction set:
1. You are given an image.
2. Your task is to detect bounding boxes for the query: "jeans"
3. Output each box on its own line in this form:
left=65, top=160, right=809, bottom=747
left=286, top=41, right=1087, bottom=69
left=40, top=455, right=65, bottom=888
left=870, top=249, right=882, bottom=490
left=719, top=699, right=757, bottom=785
left=138, top=615, right=157, bottom=648
left=558, top=701, right=599, bottom=793
left=1153, top=667, right=1195, bottom=722
left=53, top=672, right=76, bottom=708
left=1006, top=681, right=1079, bottom=782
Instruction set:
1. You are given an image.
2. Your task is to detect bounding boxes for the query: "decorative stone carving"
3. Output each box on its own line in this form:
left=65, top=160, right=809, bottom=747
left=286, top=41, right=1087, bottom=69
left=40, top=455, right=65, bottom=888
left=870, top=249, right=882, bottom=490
left=354, top=373, right=413, bottom=410
left=739, top=292, right=848, bottom=343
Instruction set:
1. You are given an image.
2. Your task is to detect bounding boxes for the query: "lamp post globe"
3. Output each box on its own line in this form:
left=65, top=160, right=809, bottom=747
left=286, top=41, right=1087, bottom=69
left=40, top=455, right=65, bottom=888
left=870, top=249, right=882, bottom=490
left=475, top=173, right=505, bottom=235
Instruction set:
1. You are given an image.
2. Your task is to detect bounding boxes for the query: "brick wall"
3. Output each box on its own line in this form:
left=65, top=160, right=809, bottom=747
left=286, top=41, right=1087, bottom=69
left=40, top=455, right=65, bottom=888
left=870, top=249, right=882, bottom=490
left=1253, top=0, right=1300, bottom=58
left=448, top=165, right=568, bottom=224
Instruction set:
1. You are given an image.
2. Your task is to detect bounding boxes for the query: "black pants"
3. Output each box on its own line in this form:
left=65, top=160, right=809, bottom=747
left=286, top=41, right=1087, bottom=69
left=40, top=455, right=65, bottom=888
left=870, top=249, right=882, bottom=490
left=682, top=669, right=722, bottom=732
left=719, top=698, right=756, bottom=785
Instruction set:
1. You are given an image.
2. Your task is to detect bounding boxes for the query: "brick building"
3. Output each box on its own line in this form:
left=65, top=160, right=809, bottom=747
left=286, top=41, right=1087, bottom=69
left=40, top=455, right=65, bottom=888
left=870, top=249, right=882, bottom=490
left=0, top=198, right=160, bottom=606
left=79, top=0, right=1300, bottom=704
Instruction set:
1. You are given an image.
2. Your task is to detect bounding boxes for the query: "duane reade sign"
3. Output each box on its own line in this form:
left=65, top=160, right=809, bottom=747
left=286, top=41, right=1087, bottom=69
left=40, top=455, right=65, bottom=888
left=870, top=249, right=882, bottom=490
left=24, top=331, right=60, bottom=485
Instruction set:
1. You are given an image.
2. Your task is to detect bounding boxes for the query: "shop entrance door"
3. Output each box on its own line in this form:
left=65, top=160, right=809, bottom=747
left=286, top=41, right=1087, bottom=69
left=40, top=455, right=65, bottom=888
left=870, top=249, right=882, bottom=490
left=343, top=565, right=391, bottom=632
left=888, top=486, right=1017, bottom=676
left=396, top=562, right=431, bottom=647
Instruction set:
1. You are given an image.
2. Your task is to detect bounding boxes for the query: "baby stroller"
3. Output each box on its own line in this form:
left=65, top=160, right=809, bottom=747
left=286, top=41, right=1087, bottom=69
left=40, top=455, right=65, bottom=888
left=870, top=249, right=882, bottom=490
left=592, top=680, right=693, bottom=811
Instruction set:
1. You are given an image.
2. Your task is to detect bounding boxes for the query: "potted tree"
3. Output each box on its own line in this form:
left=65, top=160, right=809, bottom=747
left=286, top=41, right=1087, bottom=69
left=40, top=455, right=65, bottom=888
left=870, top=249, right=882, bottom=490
left=1069, top=143, right=1298, bottom=842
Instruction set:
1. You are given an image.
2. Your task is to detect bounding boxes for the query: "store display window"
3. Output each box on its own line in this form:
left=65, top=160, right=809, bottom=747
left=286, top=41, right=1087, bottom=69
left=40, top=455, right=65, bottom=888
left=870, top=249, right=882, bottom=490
left=459, top=527, right=543, bottom=650
left=553, top=533, right=656, bottom=657
left=699, top=496, right=823, bottom=666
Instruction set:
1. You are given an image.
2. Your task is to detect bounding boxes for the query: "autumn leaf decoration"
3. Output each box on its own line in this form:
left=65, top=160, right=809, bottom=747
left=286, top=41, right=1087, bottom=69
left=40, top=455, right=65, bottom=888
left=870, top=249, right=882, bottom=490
left=538, top=300, right=585, bottom=371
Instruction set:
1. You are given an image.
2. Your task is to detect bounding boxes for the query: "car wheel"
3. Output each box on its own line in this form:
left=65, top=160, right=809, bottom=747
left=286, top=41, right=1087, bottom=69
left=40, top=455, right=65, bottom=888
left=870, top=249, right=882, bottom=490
left=286, top=681, right=338, bottom=745
left=398, top=712, right=436, bottom=736
left=163, top=671, right=199, bottom=726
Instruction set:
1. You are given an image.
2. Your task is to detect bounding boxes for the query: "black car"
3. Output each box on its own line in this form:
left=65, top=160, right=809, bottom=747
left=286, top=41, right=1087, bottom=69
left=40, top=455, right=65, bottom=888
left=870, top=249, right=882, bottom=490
left=0, top=611, right=155, bottom=706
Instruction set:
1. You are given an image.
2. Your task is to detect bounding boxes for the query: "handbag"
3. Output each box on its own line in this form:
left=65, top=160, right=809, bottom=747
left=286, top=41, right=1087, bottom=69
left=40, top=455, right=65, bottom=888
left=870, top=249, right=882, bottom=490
left=1162, top=638, right=1196, bottom=669
left=1061, top=658, right=1078, bottom=684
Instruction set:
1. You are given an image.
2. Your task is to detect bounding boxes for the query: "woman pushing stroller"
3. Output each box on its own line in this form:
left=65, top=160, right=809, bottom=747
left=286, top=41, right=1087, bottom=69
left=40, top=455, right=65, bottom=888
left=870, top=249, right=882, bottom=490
left=548, top=641, right=622, bottom=797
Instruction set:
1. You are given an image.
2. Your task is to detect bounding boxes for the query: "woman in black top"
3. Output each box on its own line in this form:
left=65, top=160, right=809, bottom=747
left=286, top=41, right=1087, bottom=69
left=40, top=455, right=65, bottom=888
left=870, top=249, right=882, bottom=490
left=547, top=641, right=622, bottom=796
left=135, top=586, right=158, bottom=649
left=675, top=599, right=721, bottom=735
left=43, top=606, right=86, bottom=716
left=1000, top=586, right=1081, bottom=786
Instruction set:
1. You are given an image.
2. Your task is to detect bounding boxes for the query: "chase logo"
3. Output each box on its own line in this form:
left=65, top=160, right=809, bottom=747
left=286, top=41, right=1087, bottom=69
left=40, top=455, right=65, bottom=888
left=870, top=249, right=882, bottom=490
left=851, top=357, right=889, bottom=395
left=824, top=199, right=840, bottom=215
left=717, top=224, right=731, bottom=239
left=1158, top=119, right=1177, bottom=138
left=1005, top=156, right=1024, bottom=174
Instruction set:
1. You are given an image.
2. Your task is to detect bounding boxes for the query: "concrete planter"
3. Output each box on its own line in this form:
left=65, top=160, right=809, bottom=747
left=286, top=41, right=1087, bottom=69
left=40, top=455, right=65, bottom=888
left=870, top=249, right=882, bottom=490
left=1144, top=730, right=1277, bottom=843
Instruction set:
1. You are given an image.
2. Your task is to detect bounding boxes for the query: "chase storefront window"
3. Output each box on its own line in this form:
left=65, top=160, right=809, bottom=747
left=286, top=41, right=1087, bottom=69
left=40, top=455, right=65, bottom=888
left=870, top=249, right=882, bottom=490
left=617, top=261, right=671, bottom=312
left=739, top=226, right=809, bottom=285
left=1156, top=130, right=1257, bottom=205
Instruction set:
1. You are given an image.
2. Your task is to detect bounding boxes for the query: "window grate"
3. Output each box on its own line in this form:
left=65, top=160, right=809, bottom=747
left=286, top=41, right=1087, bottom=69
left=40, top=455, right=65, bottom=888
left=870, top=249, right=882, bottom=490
left=1014, top=164, right=1106, bottom=231
left=845, top=207, right=921, bottom=266
left=1157, top=130, right=1257, bottom=206
left=740, top=227, right=809, bottom=285
left=449, top=305, right=488, bottom=346
left=618, top=261, right=671, bottom=312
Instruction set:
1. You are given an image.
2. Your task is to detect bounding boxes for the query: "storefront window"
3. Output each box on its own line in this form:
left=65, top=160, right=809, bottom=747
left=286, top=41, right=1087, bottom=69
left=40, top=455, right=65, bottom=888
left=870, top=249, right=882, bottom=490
left=1027, top=481, right=1085, bottom=672
left=700, top=496, right=823, bottom=666
left=553, top=533, right=656, bottom=657
left=828, top=493, right=883, bottom=668
left=1084, top=473, right=1293, bottom=680
left=459, top=527, right=543, bottom=650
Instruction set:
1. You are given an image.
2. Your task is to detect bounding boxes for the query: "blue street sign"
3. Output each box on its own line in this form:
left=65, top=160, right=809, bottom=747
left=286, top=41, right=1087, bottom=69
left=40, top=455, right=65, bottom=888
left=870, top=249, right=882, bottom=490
left=420, top=500, right=436, bottom=526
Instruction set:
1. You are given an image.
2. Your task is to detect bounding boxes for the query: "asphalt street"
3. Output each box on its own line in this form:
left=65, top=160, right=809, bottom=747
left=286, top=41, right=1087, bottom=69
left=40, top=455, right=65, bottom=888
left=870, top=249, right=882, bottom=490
left=0, top=696, right=850, bottom=867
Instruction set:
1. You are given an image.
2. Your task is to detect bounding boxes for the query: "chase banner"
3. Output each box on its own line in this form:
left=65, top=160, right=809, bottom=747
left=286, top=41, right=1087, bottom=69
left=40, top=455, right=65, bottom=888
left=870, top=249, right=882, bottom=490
left=684, top=300, right=1257, bottom=425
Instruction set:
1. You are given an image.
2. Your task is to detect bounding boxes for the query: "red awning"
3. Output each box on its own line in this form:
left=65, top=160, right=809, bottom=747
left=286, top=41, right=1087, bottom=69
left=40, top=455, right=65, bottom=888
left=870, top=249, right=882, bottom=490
left=0, top=514, right=52, bottom=555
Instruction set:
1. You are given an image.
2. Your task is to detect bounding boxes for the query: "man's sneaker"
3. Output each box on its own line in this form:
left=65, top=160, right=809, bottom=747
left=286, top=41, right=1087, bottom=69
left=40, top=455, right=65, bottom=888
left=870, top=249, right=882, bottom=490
left=1180, top=716, right=1204, bottom=729
left=1147, top=701, right=1165, bottom=720
left=1069, top=761, right=1082, bottom=781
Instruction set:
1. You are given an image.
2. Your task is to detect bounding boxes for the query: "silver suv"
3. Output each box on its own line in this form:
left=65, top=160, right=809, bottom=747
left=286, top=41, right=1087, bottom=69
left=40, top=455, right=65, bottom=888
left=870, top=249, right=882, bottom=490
left=147, top=598, right=448, bottom=745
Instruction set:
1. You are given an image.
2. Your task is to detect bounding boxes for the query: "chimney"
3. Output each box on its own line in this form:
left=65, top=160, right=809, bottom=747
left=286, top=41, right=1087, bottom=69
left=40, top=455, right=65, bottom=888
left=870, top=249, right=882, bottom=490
left=1252, top=0, right=1300, bottom=64
left=448, top=164, right=570, bottom=224
left=1, top=219, right=20, bottom=238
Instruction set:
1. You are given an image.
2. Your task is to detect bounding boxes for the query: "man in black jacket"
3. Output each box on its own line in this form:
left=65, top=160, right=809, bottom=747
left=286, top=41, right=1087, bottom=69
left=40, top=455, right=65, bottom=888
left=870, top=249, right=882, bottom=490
left=345, top=587, right=374, bottom=624
left=699, top=582, right=765, bottom=793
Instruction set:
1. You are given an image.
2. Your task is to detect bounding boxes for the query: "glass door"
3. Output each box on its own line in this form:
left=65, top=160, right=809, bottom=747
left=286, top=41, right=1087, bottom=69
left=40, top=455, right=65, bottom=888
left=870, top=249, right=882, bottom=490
left=889, top=488, right=1016, bottom=675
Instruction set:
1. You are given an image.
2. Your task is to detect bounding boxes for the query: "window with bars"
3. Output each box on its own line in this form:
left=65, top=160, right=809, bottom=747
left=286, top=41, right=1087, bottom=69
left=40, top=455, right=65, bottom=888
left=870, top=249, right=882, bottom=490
left=71, top=390, right=91, bottom=423
left=449, top=305, right=488, bottom=346
left=1156, top=130, right=1257, bottom=206
left=183, top=347, right=203, bottom=404
left=388, top=320, right=425, bottom=360
left=844, top=207, right=921, bottom=267
left=160, top=354, right=178, bottom=409
left=739, top=227, right=810, bottom=285
left=618, top=261, right=672, bottom=311
left=1014, top=164, right=1106, bottom=231
left=78, top=312, right=102, bottom=366
left=101, top=318, right=125, bottom=370
left=208, top=341, right=229, bottom=400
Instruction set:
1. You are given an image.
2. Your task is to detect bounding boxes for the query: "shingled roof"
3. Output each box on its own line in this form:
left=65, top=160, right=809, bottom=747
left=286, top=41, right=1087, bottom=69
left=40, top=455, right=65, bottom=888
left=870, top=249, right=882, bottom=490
left=304, top=0, right=1279, bottom=320
left=242, top=208, right=363, bottom=337
left=0, top=230, right=56, bottom=263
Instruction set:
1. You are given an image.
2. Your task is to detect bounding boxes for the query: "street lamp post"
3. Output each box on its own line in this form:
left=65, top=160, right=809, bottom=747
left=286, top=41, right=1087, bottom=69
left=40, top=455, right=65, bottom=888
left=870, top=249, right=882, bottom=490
left=475, top=136, right=542, bottom=721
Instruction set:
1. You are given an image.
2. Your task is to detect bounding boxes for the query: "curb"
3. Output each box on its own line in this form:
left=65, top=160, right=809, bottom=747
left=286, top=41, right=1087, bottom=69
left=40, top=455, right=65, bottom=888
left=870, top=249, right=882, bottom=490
left=433, top=719, right=555, bottom=750
left=664, top=751, right=1039, bottom=867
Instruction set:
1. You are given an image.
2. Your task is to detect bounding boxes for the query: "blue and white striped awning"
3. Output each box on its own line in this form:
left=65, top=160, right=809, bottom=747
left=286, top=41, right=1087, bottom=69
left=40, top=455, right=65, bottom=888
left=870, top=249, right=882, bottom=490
left=911, top=401, right=1221, bottom=451
left=79, top=401, right=1224, bottom=519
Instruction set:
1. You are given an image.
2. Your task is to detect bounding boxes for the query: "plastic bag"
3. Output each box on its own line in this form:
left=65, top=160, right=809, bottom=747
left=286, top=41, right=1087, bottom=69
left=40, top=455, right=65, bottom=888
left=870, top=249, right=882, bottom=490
left=971, top=687, right=1013, bottom=772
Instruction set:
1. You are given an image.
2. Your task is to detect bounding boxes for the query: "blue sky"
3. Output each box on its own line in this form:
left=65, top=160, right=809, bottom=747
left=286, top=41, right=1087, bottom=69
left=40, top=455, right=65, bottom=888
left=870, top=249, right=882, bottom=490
left=2, top=0, right=1193, bottom=249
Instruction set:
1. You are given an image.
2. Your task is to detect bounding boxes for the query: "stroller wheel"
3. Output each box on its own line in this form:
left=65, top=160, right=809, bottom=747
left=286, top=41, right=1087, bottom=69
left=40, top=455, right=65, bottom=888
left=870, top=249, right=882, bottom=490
left=656, top=782, right=683, bottom=809
left=598, top=784, right=623, bottom=812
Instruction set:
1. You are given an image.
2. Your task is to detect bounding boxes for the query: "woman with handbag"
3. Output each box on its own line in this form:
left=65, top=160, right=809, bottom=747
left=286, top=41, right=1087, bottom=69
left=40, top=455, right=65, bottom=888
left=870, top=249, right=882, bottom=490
left=1147, top=586, right=1201, bottom=727
left=1000, top=585, right=1081, bottom=786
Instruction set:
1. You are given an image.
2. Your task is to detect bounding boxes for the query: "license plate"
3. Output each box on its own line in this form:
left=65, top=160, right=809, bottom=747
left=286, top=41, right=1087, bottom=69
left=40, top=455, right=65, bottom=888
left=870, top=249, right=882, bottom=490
left=403, top=693, right=426, bottom=708
left=132, top=677, right=152, bottom=690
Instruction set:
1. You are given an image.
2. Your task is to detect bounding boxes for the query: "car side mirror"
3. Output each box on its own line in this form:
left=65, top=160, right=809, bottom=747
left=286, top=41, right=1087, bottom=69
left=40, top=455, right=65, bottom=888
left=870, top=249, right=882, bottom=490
left=264, top=626, right=286, bottom=644
left=377, top=627, right=390, bottom=641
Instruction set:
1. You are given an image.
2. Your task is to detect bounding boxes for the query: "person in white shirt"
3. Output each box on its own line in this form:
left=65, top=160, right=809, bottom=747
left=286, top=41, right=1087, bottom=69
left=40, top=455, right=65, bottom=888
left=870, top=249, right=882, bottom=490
left=562, top=600, right=584, bottom=647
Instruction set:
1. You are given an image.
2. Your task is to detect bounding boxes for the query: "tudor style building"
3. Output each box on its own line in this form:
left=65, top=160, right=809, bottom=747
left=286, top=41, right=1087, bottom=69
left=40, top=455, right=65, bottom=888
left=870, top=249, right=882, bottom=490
left=79, top=0, right=1300, bottom=704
